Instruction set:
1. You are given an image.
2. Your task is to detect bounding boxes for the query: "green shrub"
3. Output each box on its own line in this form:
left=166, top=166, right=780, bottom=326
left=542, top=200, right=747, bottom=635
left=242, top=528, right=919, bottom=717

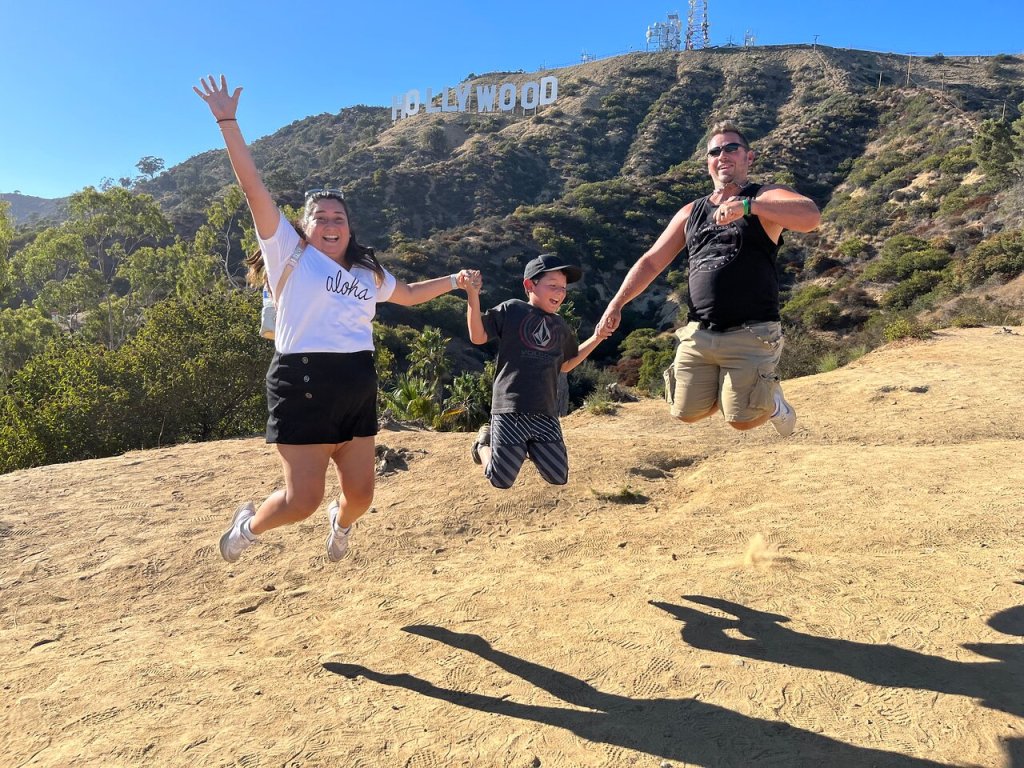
left=837, top=237, right=869, bottom=260
left=781, top=284, right=839, bottom=329
left=637, top=347, right=675, bottom=396
left=880, top=271, right=944, bottom=309
left=584, top=395, right=619, bottom=416
left=815, top=352, right=841, bottom=373
left=944, top=297, right=1021, bottom=328
left=954, top=228, right=1024, bottom=288
left=862, top=237, right=950, bottom=282
left=883, top=316, right=933, bottom=342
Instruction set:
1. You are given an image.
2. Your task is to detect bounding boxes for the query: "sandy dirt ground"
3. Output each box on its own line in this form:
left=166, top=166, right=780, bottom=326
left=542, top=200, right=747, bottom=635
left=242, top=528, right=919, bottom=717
left=2, top=326, right=1023, bottom=768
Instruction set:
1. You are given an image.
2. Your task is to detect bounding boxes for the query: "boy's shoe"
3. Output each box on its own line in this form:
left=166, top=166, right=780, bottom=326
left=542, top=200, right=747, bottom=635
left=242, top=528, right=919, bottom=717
left=770, top=392, right=797, bottom=437
left=326, top=501, right=352, bottom=562
left=219, top=502, right=257, bottom=562
left=470, top=423, right=491, bottom=465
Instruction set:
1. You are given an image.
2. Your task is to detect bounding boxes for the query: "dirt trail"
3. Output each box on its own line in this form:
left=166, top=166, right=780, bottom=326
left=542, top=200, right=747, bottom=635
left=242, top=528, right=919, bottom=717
left=2, top=327, right=1023, bottom=767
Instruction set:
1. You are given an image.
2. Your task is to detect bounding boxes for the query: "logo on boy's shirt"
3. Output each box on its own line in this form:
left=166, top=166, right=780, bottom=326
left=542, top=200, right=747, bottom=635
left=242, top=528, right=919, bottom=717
left=519, top=314, right=558, bottom=352
left=326, top=270, right=372, bottom=301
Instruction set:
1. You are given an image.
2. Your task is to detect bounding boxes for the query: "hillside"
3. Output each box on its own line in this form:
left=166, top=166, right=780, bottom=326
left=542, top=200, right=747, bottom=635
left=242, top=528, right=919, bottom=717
left=2, top=326, right=1023, bottom=767
left=0, top=192, right=67, bottom=225
left=130, top=45, right=1024, bottom=332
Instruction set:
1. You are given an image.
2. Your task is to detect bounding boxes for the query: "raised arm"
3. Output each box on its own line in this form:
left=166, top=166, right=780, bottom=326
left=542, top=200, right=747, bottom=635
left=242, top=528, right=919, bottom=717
left=596, top=203, right=692, bottom=336
left=464, top=275, right=487, bottom=345
left=193, top=75, right=279, bottom=239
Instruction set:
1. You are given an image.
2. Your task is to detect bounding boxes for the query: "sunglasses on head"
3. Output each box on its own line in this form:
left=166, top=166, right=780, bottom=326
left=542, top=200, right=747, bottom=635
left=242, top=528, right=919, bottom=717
left=706, top=142, right=747, bottom=158
left=304, top=187, right=345, bottom=201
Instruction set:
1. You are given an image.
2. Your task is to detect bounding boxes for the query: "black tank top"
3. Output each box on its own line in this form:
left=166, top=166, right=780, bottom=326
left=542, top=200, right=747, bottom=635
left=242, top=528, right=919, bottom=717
left=684, top=183, right=782, bottom=331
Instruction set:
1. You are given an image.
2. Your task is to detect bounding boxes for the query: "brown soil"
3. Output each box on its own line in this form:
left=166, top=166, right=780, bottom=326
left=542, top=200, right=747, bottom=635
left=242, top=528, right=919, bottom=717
left=2, top=327, right=1023, bottom=767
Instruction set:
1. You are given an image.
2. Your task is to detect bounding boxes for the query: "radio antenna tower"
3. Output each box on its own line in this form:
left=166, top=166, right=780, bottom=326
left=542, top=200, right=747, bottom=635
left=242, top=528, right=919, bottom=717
left=646, top=12, right=682, bottom=52
left=743, top=29, right=756, bottom=47
left=685, top=0, right=710, bottom=50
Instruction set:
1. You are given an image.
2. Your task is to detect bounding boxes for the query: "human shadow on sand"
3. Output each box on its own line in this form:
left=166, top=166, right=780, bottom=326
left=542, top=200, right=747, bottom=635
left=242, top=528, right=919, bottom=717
left=324, top=624, right=964, bottom=767
left=652, top=596, right=1024, bottom=721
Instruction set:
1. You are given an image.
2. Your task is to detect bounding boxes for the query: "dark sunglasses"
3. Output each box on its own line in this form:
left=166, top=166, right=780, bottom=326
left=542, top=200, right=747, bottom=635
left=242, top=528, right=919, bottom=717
left=304, top=187, right=345, bottom=201
left=706, top=142, right=747, bottom=158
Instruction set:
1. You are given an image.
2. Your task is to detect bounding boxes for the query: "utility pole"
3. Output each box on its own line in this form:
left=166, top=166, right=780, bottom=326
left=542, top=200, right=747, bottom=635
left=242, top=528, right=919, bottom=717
left=812, top=34, right=819, bottom=50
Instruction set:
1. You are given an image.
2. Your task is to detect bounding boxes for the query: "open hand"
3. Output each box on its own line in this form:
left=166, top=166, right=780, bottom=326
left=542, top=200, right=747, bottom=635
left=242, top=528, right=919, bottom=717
left=193, top=75, right=242, bottom=122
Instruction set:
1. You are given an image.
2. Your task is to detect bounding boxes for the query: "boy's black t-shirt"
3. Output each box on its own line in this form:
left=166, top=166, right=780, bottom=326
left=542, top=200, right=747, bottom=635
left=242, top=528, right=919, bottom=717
left=481, top=299, right=579, bottom=417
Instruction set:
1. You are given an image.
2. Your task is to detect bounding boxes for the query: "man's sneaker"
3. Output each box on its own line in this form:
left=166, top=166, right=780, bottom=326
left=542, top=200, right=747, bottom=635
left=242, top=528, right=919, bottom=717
left=326, top=501, right=352, bottom=562
left=770, top=392, right=797, bottom=437
left=219, top=502, right=257, bottom=562
left=470, top=423, right=491, bottom=465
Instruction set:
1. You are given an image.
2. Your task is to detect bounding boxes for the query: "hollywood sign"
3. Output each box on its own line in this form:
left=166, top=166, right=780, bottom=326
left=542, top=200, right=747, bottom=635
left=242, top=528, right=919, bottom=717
left=392, top=76, right=559, bottom=121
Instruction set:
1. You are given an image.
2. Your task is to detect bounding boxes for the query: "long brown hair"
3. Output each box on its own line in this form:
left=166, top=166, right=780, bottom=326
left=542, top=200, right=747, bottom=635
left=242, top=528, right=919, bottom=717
left=245, top=220, right=306, bottom=288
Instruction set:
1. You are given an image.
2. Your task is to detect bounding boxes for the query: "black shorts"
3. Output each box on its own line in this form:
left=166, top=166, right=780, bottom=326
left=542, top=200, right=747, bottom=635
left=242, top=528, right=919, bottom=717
left=265, top=351, right=378, bottom=444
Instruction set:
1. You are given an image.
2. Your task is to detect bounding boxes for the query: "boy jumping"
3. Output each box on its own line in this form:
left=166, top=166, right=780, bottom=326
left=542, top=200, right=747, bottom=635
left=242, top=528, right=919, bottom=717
left=465, top=254, right=609, bottom=489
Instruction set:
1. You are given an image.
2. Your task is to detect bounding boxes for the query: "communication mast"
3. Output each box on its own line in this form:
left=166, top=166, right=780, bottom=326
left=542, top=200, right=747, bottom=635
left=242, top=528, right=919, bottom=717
left=645, top=12, right=682, bottom=52
left=685, top=0, right=710, bottom=50
left=581, top=50, right=596, bottom=63
left=743, top=30, right=756, bottom=47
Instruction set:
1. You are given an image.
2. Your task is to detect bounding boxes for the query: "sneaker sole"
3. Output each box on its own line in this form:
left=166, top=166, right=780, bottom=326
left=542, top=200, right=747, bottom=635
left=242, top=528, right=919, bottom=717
left=219, top=503, right=255, bottom=562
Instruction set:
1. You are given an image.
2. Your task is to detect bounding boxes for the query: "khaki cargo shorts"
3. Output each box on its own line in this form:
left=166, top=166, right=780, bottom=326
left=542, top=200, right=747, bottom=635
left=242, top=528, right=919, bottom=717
left=663, top=321, right=783, bottom=423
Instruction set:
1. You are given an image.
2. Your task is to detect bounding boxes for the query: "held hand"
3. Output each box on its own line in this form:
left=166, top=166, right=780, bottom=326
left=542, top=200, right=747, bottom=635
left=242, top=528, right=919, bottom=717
left=457, top=269, right=482, bottom=294
left=596, top=307, right=621, bottom=337
left=193, top=74, right=242, bottom=122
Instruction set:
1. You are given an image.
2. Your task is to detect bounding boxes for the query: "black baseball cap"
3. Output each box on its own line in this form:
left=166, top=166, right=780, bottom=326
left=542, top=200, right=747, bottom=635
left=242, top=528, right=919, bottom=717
left=523, top=253, right=582, bottom=284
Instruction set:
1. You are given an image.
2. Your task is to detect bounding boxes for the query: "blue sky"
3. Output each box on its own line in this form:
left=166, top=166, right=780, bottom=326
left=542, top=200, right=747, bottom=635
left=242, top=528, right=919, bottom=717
left=3, top=0, right=1022, bottom=199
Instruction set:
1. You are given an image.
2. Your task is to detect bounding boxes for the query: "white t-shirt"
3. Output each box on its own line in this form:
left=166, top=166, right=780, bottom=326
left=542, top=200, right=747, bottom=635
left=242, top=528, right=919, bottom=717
left=259, top=212, right=396, bottom=354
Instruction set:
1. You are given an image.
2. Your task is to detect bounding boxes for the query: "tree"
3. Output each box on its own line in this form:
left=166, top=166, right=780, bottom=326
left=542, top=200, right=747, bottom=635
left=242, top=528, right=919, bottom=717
left=442, top=362, right=494, bottom=431
left=0, top=201, right=13, bottom=302
left=8, top=187, right=175, bottom=347
left=136, top=156, right=165, bottom=181
left=1012, top=102, right=1024, bottom=179
left=0, top=306, right=59, bottom=389
left=122, top=290, right=271, bottom=442
left=972, top=119, right=1015, bottom=182
left=191, top=185, right=252, bottom=290
left=12, top=228, right=103, bottom=333
left=67, top=186, right=171, bottom=283
left=408, top=326, right=451, bottom=402
left=0, top=336, right=139, bottom=469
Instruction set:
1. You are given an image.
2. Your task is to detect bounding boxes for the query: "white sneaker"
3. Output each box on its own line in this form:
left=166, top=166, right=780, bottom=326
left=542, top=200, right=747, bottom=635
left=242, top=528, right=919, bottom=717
left=470, top=423, right=491, bottom=465
left=770, top=392, right=797, bottom=437
left=326, top=501, right=352, bottom=562
left=219, top=502, right=257, bottom=562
